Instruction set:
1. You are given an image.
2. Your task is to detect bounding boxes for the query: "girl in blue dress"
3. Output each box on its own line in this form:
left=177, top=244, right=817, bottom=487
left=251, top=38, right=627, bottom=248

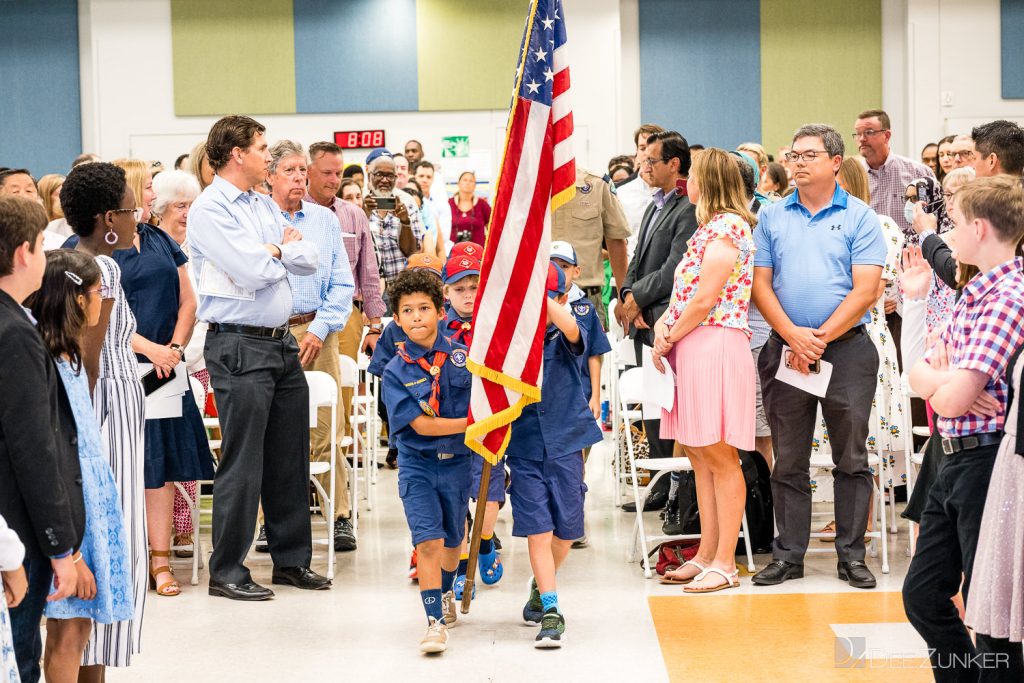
left=25, top=250, right=133, bottom=681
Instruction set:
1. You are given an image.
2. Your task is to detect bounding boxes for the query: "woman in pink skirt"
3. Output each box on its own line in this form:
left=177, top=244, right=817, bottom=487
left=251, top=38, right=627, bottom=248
left=653, top=148, right=757, bottom=593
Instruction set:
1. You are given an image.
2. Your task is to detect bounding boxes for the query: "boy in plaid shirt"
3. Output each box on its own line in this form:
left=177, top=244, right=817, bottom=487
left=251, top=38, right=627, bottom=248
left=907, top=175, right=1024, bottom=679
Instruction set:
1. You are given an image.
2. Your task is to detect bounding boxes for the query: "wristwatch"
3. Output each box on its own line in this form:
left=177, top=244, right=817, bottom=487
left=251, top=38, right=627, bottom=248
left=368, top=323, right=384, bottom=335
left=170, top=343, right=185, bottom=362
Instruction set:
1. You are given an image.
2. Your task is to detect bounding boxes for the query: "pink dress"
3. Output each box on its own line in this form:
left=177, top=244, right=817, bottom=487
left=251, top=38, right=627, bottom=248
left=660, top=212, right=756, bottom=450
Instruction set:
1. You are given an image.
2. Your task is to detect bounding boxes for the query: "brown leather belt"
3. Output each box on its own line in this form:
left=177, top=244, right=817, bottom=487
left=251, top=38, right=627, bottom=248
left=288, top=311, right=317, bottom=327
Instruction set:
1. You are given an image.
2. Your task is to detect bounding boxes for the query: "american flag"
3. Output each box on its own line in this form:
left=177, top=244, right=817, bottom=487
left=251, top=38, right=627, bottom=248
left=465, top=0, right=575, bottom=464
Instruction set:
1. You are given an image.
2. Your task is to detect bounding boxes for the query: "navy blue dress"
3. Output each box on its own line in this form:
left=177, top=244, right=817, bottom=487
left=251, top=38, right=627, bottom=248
left=70, top=225, right=215, bottom=488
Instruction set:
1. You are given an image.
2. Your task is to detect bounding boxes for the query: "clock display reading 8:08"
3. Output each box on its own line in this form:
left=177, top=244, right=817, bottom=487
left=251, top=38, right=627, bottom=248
left=334, top=130, right=385, bottom=149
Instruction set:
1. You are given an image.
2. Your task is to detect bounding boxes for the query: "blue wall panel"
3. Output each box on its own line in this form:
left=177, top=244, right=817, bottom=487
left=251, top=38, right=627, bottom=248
left=0, top=0, right=81, bottom=176
left=639, top=0, right=761, bottom=150
left=293, top=0, right=419, bottom=113
left=1002, top=0, right=1024, bottom=98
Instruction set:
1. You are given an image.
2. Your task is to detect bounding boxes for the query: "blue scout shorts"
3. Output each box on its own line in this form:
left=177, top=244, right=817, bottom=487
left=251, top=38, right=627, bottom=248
left=397, top=450, right=472, bottom=547
left=507, top=451, right=587, bottom=540
left=471, top=455, right=507, bottom=504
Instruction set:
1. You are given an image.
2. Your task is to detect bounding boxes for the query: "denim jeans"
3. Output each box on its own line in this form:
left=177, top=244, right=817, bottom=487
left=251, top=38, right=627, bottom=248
left=902, top=444, right=998, bottom=682
left=8, top=555, right=53, bottom=683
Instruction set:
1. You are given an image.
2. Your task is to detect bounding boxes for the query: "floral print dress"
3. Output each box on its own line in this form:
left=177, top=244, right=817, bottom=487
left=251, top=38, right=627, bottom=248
left=662, top=212, right=754, bottom=335
left=811, top=216, right=907, bottom=499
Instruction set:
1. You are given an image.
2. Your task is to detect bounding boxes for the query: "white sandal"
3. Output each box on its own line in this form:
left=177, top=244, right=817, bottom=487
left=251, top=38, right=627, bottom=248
left=659, top=559, right=708, bottom=585
left=683, top=567, right=739, bottom=593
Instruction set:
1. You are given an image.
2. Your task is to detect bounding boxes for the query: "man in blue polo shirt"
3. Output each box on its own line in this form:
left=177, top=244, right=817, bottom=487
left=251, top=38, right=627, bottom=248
left=750, top=123, right=887, bottom=590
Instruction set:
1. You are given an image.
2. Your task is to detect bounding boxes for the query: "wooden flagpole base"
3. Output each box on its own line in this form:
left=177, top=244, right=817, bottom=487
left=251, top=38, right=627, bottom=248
left=461, top=459, right=492, bottom=614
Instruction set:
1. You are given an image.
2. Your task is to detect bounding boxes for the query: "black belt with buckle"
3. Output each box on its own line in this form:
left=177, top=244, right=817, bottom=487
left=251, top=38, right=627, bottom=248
left=939, top=431, right=1003, bottom=455
left=209, top=322, right=290, bottom=339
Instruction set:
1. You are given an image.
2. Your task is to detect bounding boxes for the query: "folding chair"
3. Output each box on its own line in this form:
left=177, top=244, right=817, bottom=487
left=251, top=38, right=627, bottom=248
left=305, top=371, right=338, bottom=580
left=338, top=355, right=369, bottom=521
left=611, top=337, right=638, bottom=507
left=618, top=367, right=756, bottom=578
left=806, top=449, right=890, bottom=574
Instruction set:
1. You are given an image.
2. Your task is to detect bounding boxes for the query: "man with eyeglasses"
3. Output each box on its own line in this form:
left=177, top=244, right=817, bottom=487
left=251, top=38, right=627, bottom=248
left=617, top=131, right=697, bottom=466
left=971, top=119, right=1024, bottom=178
left=752, top=123, right=887, bottom=590
left=362, top=148, right=425, bottom=299
left=615, top=123, right=666, bottom=258
left=854, top=109, right=934, bottom=241
left=949, top=134, right=977, bottom=171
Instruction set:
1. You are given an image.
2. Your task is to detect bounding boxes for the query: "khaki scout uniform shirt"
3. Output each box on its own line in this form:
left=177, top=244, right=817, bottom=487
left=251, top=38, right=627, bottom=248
left=551, top=168, right=631, bottom=288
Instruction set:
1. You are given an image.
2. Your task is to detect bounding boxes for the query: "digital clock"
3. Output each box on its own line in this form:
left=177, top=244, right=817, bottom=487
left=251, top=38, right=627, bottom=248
left=333, top=130, right=386, bottom=149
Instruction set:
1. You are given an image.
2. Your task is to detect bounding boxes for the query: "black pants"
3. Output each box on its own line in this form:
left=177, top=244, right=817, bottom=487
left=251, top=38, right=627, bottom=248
left=8, top=555, right=52, bottom=683
left=903, top=444, right=998, bottom=681
left=205, top=330, right=312, bottom=584
left=632, top=338, right=675, bottom=460
left=758, top=331, right=878, bottom=563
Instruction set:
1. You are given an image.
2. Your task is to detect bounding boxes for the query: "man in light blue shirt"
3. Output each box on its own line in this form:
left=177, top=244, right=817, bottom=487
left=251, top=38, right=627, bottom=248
left=189, top=116, right=329, bottom=600
left=268, top=139, right=359, bottom=553
left=750, top=123, right=886, bottom=591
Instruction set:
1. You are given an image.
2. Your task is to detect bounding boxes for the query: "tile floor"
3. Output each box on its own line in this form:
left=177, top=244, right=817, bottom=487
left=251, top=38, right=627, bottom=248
left=104, top=436, right=922, bottom=682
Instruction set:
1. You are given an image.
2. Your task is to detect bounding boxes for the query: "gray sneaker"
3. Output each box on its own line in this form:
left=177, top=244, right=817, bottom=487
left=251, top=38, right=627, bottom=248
left=420, top=617, right=449, bottom=654
left=442, top=590, right=458, bottom=628
left=534, top=607, right=566, bottom=648
left=523, top=577, right=544, bottom=624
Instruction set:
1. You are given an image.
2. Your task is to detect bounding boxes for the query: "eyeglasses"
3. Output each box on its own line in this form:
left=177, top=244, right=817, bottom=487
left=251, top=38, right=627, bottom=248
left=938, top=151, right=956, bottom=159
left=784, top=150, right=831, bottom=163
left=640, top=157, right=669, bottom=168
left=87, top=285, right=115, bottom=299
left=951, top=150, right=975, bottom=159
left=110, top=207, right=144, bottom=221
left=371, top=172, right=397, bottom=180
left=851, top=129, right=889, bottom=140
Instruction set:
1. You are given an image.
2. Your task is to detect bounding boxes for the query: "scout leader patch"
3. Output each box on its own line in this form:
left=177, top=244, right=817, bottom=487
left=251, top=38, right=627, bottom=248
left=450, top=349, right=468, bottom=367
left=579, top=181, right=592, bottom=194
left=573, top=301, right=591, bottom=316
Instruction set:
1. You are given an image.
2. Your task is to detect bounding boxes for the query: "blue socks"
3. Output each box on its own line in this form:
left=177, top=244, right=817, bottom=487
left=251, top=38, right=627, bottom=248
left=540, top=591, right=559, bottom=613
left=441, top=568, right=456, bottom=593
left=457, top=556, right=468, bottom=575
left=421, top=589, right=443, bottom=623
left=479, top=535, right=494, bottom=555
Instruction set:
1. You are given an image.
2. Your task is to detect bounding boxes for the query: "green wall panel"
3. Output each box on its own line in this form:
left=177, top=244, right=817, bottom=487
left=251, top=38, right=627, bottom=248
left=171, top=0, right=296, bottom=116
left=415, top=0, right=525, bottom=111
left=760, top=0, right=881, bottom=156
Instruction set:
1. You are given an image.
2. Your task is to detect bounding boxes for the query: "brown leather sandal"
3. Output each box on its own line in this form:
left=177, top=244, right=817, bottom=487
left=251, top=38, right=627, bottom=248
left=149, top=550, right=181, bottom=596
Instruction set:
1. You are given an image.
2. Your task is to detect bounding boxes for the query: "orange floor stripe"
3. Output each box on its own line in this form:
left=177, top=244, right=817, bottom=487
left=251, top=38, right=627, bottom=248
left=649, top=591, right=931, bottom=682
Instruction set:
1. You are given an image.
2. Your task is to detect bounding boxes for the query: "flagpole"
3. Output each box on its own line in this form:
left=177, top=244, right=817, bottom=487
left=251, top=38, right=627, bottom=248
left=461, top=462, right=491, bottom=614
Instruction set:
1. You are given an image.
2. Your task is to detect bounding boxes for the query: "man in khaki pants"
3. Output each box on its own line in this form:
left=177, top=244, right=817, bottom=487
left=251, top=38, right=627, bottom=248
left=268, top=140, right=357, bottom=550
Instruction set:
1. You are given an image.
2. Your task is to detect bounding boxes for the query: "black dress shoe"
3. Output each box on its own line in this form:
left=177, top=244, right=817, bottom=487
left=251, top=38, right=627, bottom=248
left=333, top=517, right=357, bottom=552
left=255, top=525, right=269, bottom=553
left=272, top=566, right=332, bottom=590
left=838, top=561, right=876, bottom=589
left=209, top=580, right=274, bottom=601
left=751, top=560, right=804, bottom=586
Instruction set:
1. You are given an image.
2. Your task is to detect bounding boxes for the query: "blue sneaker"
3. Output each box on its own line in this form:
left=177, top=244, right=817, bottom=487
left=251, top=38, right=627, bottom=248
left=522, top=577, right=543, bottom=624
left=534, top=607, right=565, bottom=648
left=478, top=549, right=504, bottom=585
left=453, top=574, right=475, bottom=601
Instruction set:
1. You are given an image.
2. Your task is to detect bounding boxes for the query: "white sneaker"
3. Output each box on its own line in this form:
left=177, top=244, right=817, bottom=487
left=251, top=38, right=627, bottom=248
left=442, top=590, right=458, bottom=628
left=420, top=617, right=449, bottom=654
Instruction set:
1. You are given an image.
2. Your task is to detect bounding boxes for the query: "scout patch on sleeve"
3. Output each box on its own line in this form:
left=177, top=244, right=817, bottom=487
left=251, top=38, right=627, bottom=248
left=573, top=302, right=591, bottom=316
left=450, top=349, right=468, bottom=367
left=418, top=400, right=436, bottom=417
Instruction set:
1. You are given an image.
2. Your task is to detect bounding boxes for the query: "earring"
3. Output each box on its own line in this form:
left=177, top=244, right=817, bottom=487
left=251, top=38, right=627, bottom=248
left=104, top=228, right=118, bottom=245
